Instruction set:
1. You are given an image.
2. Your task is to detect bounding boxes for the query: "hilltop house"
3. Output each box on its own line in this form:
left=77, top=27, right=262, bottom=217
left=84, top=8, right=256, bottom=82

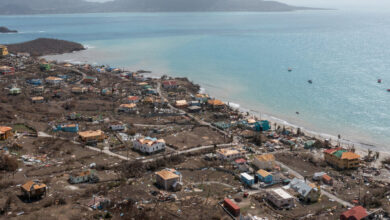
left=155, top=168, right=182, bottom=191
left=266, top=188, right=294, bottom=209
left=69, top=170, right=99, bottom=184
left=82, top=76, right=98, bottom=84
left=27, top=79, right=42, bottom=86
left=256, top=169, right=273, bottom=184
left=0, top=126, right=12, bottom=140
left=31, top=96, right=44, bottom=103
left=175, top=100, right=188, bottom=108
left=207, top=99, right=225, bottom=109
left=240, top=173, right=255, bottom=186
left=21, top=180, right=47, bottom=199
left=118, top=103, right=137, bottom=113
left=195, top=93, right=209, bottom=103
left=53, top=124, right=79, bottom=133
left=87, top=196, right=111, bottom=210
left=9, top=87, right=21, bottom=95
left=0, top=66, right=15, bottom=75
left=78, top=130, right=105, bottom=143
left=253, top=154, right=275, bottom=170
left=162, top=80, right=178, bottom=89
left=0, top=45, right=9, bottom=57
left=324, top=148, right=360, bottom=169
left=45, top=76, right=63, bottom=85
left=72, top=86, right=87, bottom=94
left=216, top=148, right=245, bottom=160
left=133, top=137, right=166, bottom=154
left=289, top=178, right=320, bottom=203
left=127, top=95, right=140, bottom=103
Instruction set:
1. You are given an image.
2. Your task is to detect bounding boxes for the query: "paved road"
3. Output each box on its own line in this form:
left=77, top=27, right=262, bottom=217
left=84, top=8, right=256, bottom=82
left=55, top=65, right=87, bottom=84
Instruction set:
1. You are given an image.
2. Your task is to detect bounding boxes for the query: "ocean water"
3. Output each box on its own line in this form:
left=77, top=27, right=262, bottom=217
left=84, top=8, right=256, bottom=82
left=1, top=11, right=390, bottom=150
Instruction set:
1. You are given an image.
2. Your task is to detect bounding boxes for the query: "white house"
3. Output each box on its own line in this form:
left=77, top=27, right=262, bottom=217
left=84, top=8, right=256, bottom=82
left=266, top=188, right=294, bottom=209
left=109, top=124, right=125, bottom=131
left=133, top=137, right=166, bottom=154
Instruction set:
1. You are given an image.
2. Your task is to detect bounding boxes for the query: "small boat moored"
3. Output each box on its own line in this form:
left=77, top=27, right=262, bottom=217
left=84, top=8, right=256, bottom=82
left=387, top=89, right=390, bottom=92
left=378, top=79, right=382, bottom=83
left=308, top=80, right=313, bottom=84
left=288, top=67, right=292, bottom=72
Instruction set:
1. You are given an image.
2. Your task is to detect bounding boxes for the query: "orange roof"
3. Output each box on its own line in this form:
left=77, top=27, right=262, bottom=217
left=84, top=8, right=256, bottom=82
left=175, top=100, right=188, bottom=106
left=78, top=170, right=92, bottom=177
left=21, top=180, right=47, bottom=192
left=0, top=126, right=12, bottom=134
left=257, top=169, right=271, bottom=177
left=323, top=148, right=342, bottom=154
left=156, top=169, right=179, bottom=180
left=322, top=174, right=332, bottom=182
left=255, top=154, right=275, bottom=162
left=341, top=152, right=360, bottom=160
left=46, top=76, right=63, bottom=81
left=207, top=99, right=224, bottom=106
left=78, top=130, right=104, bottom=138
left=31, top=96, right=44, bottom=101
left=120, top=103, right=137, bottom=108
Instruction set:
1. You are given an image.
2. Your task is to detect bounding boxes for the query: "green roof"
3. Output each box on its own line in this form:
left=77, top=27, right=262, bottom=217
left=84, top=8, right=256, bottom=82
left=333, top=150, right=347, bottom=158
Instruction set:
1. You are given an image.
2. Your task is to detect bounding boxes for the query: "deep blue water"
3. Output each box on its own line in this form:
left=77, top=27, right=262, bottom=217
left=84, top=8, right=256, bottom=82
left=1, top=11, right=390, bottom=150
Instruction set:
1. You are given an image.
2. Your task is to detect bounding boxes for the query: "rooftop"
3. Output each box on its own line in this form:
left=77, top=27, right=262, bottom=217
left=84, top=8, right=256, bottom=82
left=257, top=169, right=271, bottom=177
left=0, top=126, right=12, bottom=134
left=156, top=169, right=180, bottom=180
left=21, top=180, right=47, bottom=192
left=271, top=188, right=293, bottom=200
left=78, top=130, right=104, bottom=138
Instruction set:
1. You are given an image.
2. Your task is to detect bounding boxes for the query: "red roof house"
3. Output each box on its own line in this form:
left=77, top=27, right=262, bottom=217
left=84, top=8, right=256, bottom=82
left=340, top=206, right=368, bottom=220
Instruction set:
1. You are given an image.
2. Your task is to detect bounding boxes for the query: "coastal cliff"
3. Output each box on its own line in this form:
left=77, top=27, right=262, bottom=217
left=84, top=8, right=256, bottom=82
left=0, top=26, right=17, bottom=33
left=7, top=38, right=85, bottom=56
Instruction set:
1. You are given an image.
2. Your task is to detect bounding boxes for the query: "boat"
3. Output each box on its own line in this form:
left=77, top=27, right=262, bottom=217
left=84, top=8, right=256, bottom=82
left=387, top=89, right=390, bottom=92
left=288, top=67, right=292, bottom=72
left=308, top=80, right=313, bottom=84
left=378, top=79, right=382, bottom=83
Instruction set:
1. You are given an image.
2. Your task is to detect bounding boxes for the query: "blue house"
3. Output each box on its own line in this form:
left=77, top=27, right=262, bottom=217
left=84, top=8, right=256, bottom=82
left=254, top=120, right=271, bottom=132
left=256, top=169, right=273, bottom=184
left=53, top=124, right=79, bottom=133
left=27, top=79, right=42, bottom=86
left=240, top=173, right=255, bottom=186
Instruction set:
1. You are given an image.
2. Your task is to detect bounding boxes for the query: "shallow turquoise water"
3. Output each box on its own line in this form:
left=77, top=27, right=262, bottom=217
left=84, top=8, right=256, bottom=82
left=1, top=11, right=390, bottom=149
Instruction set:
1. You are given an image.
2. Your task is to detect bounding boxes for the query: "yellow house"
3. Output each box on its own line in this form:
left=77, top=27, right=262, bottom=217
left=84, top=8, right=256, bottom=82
left=323, top=148, right=360, bottom=169
left=0, top=126, right=13, bottom=140
left=0, top=45, right=9, bottom=57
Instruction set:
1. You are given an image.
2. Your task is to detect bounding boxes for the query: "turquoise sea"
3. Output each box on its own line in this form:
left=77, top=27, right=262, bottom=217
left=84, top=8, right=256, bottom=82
left=1, top=11, right=390, bottom=150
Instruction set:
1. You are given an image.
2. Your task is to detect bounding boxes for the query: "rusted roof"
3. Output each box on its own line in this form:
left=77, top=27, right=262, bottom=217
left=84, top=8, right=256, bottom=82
left=322, top=174, right=332, bottom=182
left=31, top=96, right=44, bottom=101
left=0, top=126, right=12, bottom=134
left=340, top=152, right=360, bottom=160
left=120, top=103, right=137, bottom=108
left=207, top=99, right=224, bottom=106
left=78, top=130, right=104, bottom=138
left=156, top=169, right=179, bottom=180
left=46, top=76, right=63, bottom=81
left=21, top=180, right=47, bottom=192
left=341, top=206, right=368, bottom=220
left=323, top=148, right=342, bottom=155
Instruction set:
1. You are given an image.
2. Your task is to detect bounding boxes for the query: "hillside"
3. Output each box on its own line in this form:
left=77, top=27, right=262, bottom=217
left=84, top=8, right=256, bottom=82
left=0, top=0, right=313, bottom=15
left=6, top=38, right=85, bottom=56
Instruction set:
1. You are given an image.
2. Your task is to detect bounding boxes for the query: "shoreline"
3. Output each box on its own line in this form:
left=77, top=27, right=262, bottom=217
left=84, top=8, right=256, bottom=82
left=43, top=50, right=390, bottom=166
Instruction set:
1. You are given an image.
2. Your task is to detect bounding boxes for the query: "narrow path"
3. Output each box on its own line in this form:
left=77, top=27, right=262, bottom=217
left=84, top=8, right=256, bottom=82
left=192, top=181, right=235, bottom=188
left=276, top=161, right=353, bottom=208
